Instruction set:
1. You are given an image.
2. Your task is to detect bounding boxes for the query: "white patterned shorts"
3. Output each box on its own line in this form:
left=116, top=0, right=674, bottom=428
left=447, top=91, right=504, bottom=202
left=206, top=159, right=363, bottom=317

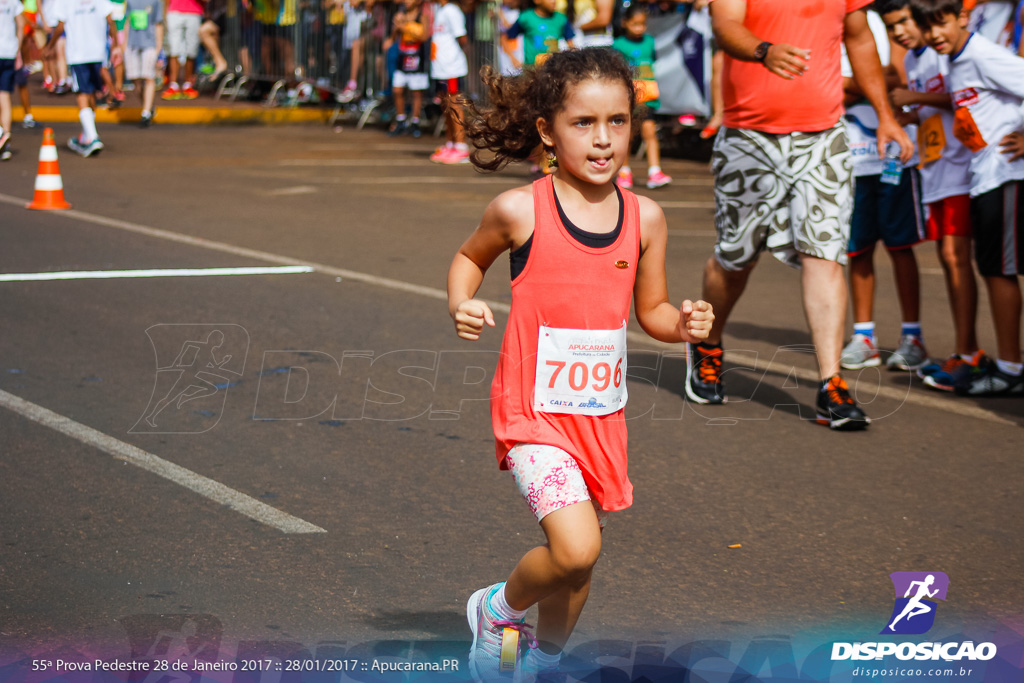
left=506, top=444, right=608, bottom=528
left=711, top=124, right=853, bottom=271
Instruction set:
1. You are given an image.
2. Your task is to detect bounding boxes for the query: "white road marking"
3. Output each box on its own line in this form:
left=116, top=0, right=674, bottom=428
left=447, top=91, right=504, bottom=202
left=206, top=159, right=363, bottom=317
left=0, top=389, right=326, bottom=534
left=0, top=192, right=1014, bottom=427
left=0, top=193, right=449, bottom=301
left=279, top=159, right=437, bottom=166
left=268, top=186, right=319, bottom=196
left=332, top=176, right=517, bottom=185
left=0, top=266, right=314, bottom=282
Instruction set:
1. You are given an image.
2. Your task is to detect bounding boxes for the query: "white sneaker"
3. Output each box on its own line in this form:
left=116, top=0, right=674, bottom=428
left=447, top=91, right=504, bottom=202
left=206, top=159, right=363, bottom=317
left=886, top=334, right=927, bottom=371
left=840, top=334, right=881, bottom=370
left=467, top=583, right=531, bottom=681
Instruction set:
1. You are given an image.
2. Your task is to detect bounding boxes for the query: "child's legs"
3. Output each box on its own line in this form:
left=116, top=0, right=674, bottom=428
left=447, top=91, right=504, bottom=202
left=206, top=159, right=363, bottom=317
left=57, top=38, right=68, bottom=81
left=392, top=85, right=406, bottom=116
left=848, top=248, right=876, bottom=324
left=888, top=247, right=920, bottom=323
left=0, top=91, right=12, bottom=133
left=502, top=444, right=604, bottom=647
left=443, top=80, right=464, bottom=143
left=142, top=78, right=155, bottom=110
left=971, top=182, right=1024, bottom=362
left=880, top=168, right=925, bottom=324
left=937, top=235, right=978, bottom=352
left=350, top=37, right=363, bottom=84
left=505, top=502, right=602, bottom=647
left=938, top=235, right=979, bottom=354
left=114, top=43, right=125, bottom=91
left=641, top=117, right=659, bottom=169
left=848, top=176, right=881, bottom=324
left=17, top=82, right=30, bottom=111
left=982, top=275, right=1022, bottom=363
left=928, top=195, right=978, bottom=353
left=410, top=87, right=423, bottom=119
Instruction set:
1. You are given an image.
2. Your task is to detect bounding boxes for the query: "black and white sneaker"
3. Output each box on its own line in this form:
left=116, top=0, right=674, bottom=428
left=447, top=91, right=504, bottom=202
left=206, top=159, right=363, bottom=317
left=685, top=341, right=727, bottom=404
left=955, top=360, right=1024, bottom=397
left=816, top=375, right=870, bottom=430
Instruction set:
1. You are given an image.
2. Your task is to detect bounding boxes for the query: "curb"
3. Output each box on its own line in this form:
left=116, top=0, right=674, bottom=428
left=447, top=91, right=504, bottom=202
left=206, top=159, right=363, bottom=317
left=14, top=105, right=333, bottom=126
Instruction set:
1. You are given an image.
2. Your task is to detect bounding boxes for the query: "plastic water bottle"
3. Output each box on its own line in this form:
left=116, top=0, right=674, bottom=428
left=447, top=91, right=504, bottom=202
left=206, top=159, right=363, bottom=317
left=880, top=142, right=903, bottom=186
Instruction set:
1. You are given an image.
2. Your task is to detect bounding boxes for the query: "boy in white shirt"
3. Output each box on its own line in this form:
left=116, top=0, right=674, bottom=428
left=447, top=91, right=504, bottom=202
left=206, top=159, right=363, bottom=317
left=839, top=10, right=929, bottom=374
left=44, top=0, right=120, bottom=157
left=0, top=0, right=25, bottom=161
left=912, top=0, right=1024, bottom=396
left=882, top=0, right=984, bottom=391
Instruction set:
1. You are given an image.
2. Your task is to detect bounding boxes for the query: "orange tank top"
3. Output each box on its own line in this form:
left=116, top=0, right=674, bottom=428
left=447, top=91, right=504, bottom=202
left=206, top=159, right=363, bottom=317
left=490, top=175, right=641, bottom=511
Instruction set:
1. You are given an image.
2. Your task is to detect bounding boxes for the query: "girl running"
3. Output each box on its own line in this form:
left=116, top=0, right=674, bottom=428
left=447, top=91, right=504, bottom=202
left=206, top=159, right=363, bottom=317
left=446, top=47, right=713, bottom=681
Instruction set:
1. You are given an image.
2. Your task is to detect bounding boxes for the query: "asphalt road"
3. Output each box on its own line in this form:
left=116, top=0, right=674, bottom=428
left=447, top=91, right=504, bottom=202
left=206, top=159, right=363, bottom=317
left=0, top=122, right=1021, bottom=678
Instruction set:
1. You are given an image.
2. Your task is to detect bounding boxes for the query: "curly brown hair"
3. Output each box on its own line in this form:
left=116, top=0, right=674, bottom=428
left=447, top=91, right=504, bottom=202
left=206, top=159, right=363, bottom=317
left=459, top=47, right=638, bottom=172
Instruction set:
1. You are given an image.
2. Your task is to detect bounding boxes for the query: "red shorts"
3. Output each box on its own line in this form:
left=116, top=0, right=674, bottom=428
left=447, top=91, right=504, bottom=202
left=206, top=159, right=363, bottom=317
left=925, top=194, right=972, bottom=240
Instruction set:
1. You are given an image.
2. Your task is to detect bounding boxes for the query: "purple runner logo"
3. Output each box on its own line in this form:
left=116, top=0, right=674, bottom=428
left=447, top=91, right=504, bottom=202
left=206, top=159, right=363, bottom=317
left=881, top=571, right=949, bottom=635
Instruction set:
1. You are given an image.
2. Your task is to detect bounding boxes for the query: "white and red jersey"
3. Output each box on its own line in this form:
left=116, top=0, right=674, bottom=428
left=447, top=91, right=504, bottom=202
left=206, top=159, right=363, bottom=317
left=947, top=32, right=1024, bottom=196
left=904, top=46, right=972, bottom=203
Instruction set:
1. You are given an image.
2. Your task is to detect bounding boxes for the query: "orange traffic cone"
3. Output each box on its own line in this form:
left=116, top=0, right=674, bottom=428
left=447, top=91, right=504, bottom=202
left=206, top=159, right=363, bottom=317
left=26, top=128, right=71, bottom=210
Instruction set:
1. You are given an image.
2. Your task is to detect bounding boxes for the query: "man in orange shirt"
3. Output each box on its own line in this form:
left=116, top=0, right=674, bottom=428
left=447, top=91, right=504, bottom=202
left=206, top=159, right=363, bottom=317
left=685, top=0, right=914, bottom=430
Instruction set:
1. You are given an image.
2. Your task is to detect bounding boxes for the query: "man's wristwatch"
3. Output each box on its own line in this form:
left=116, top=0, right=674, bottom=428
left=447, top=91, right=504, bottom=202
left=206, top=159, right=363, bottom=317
left=754, top=41, right=772, bottom=64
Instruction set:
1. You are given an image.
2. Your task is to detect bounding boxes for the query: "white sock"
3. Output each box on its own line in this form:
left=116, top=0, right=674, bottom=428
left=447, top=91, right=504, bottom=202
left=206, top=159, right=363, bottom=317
left=523, top=647, right=561, bottom=673
left=489, top=584, right=527, bottom=620
left=79, top=108, right=98, bottom=142
left=455, top=142, right=468, bottom=152
left=620, top=165, right=631, bottom=175
left=648, top=165, right=661, bottom=175
left=995, top=359, right=1023, bottom=376
left=142, top=109, right=151, bottom=117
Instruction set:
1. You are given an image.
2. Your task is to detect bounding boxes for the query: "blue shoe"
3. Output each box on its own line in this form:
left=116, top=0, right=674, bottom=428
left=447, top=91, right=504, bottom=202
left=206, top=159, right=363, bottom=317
left=954, top=358, right=1023, bottom=397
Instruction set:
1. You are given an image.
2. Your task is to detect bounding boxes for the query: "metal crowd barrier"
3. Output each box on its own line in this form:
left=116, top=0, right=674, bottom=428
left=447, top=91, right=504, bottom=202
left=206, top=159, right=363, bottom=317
left=202, top=0, right=501, bottom=131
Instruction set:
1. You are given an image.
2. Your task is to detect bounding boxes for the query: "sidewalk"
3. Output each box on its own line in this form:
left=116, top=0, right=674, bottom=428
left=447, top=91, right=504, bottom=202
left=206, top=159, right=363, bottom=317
left=13, top=77, right=332, bottom=126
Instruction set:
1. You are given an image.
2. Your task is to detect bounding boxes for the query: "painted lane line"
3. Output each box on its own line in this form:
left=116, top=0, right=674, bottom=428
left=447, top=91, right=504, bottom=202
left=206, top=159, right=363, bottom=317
left=0, top=266, right=314, bottom=282
left=0, top=193, right=448, bottom=302
left=0, top=389, right=326, bottom=534
left=267, top=186, right=319, bottom=196
left=0, top=193, right=1014, bottom=428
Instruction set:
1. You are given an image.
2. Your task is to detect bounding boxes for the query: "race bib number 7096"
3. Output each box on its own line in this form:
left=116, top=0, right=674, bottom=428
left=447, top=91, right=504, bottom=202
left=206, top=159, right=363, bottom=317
left=534, top=323, right=628, bottom=416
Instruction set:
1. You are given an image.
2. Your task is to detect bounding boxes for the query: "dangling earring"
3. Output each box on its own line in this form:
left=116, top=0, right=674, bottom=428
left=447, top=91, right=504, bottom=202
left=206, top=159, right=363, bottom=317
left=547, top=150, right=558, bottom=168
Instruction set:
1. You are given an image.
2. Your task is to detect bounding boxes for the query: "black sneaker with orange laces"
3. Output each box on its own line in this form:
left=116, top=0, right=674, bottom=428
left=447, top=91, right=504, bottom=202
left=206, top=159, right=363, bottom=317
left=685, top=342, right=726, bottom=404
left=816, top=375, right=870, bottom=430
